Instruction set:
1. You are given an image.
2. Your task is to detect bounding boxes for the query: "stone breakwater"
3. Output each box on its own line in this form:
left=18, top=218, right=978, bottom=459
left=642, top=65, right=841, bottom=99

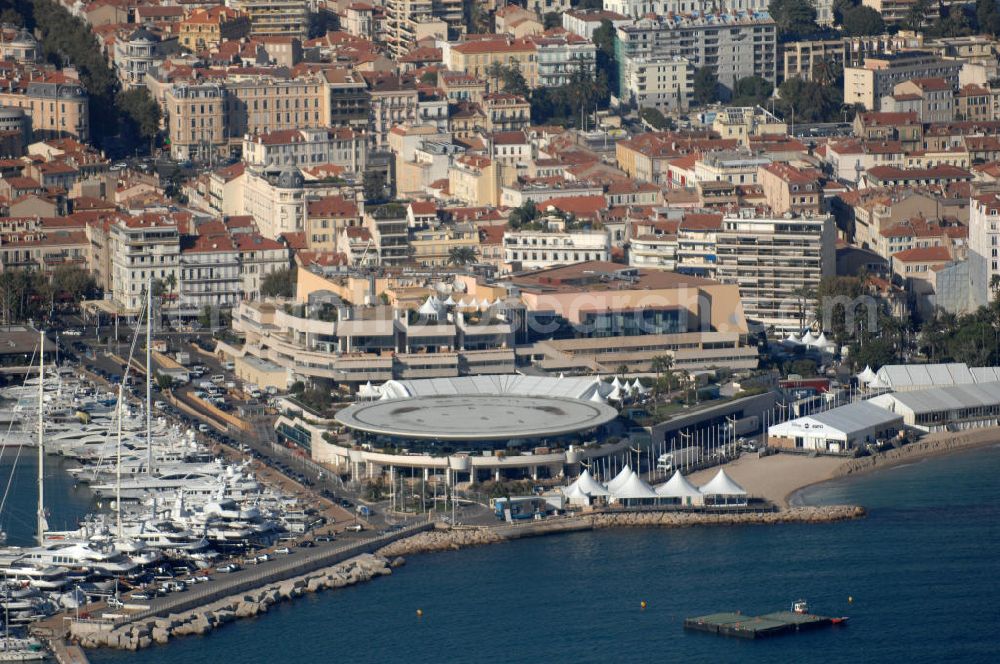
left=377, top=527, right=505, bottom=557
left=837, top=430, right=1000, bottom=477
left=590, top=505, right=865, bottom=528
left=71, top=554, right=392, bottom=651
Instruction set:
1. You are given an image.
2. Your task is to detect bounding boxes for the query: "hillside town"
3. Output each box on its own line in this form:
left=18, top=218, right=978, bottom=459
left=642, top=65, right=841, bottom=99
left=4, top=0, right=1000, bottom=659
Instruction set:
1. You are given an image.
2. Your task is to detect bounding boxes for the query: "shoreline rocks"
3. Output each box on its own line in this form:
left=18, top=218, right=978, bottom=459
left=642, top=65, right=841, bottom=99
left=836, top=431, right=1000, bottom=478
left=72, top=554, right=392, bottom=651
left=589, top=505, right=865, bottom=528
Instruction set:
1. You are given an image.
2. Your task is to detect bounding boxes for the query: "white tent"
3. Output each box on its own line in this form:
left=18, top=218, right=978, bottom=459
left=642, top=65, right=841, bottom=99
left=784, top=331, right=801, bottom=345
left=812, top=332, right=835, bottom=351
left=589, top=389, right=607, bottom=404
left=443, top=295, right=456, bottom=306
left=800, top=330, right=816, bottom=345
left=456, top=298, right=468, bottom=308
left=631, top=379, right=649, bottom=395
left=611, top=376, right=623, bottom=389
left=562, top=482, right=591, bottom=506
left=574, top=469, right=610, bottom=497
left=357, top=381, right=379, bottom=400
left=655, top=470, right=703, bottom=503
left=606, top=465, right=635, bottom=493
left=699, top=469, right=748, bottom=505
left=611, top=472, right=658, bottom=502
left=417, top=297, right=443, bottom=317
left=857, top=366, right=877, bottom=384
left=607, top=386, right=624, bottom=401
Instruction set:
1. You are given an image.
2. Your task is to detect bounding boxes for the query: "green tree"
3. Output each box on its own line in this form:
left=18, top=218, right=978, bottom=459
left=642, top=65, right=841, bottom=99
left=116, top=87, right=161, bottom=152
left=693, top=67, right=719, bottom=106
left=0, top=269, right=50, bottom=324
left=363, top=169, right=387, bottom=203
left=500, top=63, right=529, bottom=97
left=508, top=200, right=539, bottom=229
left=639, top=107, right=673, bottom=130
left=155, top=372, right=174, bottom=390
left=769, top=0, right=820, bottom=41
left=903, top=0, right=931, bottom=29
left=592, top=19, right=617, bottom=96
left=261, top=267, right=296, bottom=298
left=978, top=0, right=1000, bottom=36
left=650, top=354, right=674, bottom=395
left=841, top=6, right=886, bottom=35
left=732, top=76, right=774, bottom=106
left=50, top=265, right=98, bottom=302
left=447, top=246, right=478, bottom=266
left=789, top=359, right=817, bottom=377
left=419, top=71, right=437, bottom=86
left=777, top=77, right=841, bottom=122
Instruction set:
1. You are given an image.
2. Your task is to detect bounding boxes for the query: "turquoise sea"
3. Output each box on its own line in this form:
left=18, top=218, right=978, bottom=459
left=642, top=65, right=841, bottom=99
left=5, top=446, right=1000, bottom=663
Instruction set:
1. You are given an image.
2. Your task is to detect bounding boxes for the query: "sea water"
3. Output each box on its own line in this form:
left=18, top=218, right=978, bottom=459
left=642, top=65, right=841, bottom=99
left=22, top=446, right=1000, bottom=664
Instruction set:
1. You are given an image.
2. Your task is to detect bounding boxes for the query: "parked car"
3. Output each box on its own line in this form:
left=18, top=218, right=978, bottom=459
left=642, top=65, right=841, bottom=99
left=274, top=547, right=292, bottom=555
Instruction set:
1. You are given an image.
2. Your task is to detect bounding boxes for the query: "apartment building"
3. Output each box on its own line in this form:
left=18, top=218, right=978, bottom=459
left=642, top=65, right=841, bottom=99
left=410, top=223, right=480, bottom=267
left=363, top=204, right=410, bottom=265
left=621, top=56, right=692, bottom=112
left=229, top=0, right=309, bottom=39
left=862, top=0, right=938, bottom=25
left=242, top=127, right=367, bottom=173
left=447, top=38, right=538, bottom=88
left=224, top=72, right=328, bottom=138
left=235, top=233, right=289, bottom=299
left=112, top=27, right=167, bottom=91
left=603, top=0, right=769, bottom=17
left=0, top=69, right=89, bottom=141
left=969, top=192, right=1000, bottom=307
left=322, top=67, right=370, bottom=129
left=758, top=162, right=822, bottom=216
left=482, top=93, right=531, bottom=132
left=844, top=51, right=963, bottom=111
left=384, top=0, right=464, bottom=59
left=503, top=229, right=611, bottom=270
left=343, top=3, right=376, bottom=41
left=242, top=167, right=309, bottom=240
left=533, top=31, right=597, bottom=89
left=306, top=195, right=361, bottom=252
left=714, top=211, right=837, bottom=331
left=110, top=216, right=182, bottom=311
left=178, top=233, right=241, bottom=313
left=366, top=75, right=419, bottom=149
left=614, top=12, right=777, bottom=96
left=178, top=7, right=251, bottom=51
left=781, top=39, right=844, bottom=82
left=164, top=83, right=227, bottom=161
left=884, top=77, right=955, bottom=123
left=0, top=28, right=39, bottom=63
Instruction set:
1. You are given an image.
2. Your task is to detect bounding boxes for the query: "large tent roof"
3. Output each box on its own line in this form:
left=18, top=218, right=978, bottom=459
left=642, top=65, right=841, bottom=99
left=699, top=469, right=747, bottom=496
left=870, top=380, right=1000, bottom=415
left=606, top=465, right=635, bottom=493
left=655, top=470, right=702, bottom=498
left=611, top=472, right=658, bottom=499
left=769, top=400, right=903, bottom=438
left=564, top=469, right=610, bottom=497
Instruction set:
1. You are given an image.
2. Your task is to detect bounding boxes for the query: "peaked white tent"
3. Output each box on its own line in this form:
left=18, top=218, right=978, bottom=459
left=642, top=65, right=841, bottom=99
left=611, top=376, right=623, bottom=389
left=562, top=482, right=591, bottom=506
left=574, top=469, right=610, bottom=497
left=655, top=470, right=703, bottom=506
left=606, top=465, right=635, bottom=493
left=443, top=295, right=456, bottom=306
left=784, top=331, right=802, bottom=346
left=610, top=473, right=658, bottom=503
left=699, top=469, right=748, bottom=506
left=800, top=330, right=816, bottom=345
left=606, top=386, right=624, bottom=401
left=631, top=379, right=649, bottom=395
left=857, top=366, right=877, bottom=385
left=589, top=389, right=607, bottom=404
left=357, top=381, right=379, bottom=400
left=418, top=297, right=443, bottom=317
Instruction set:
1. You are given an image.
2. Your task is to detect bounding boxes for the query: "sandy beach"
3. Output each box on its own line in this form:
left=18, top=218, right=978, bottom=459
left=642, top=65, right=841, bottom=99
left=682, top=425, right=1000, bottom=508
left=686, top=453, right=844, bottom=508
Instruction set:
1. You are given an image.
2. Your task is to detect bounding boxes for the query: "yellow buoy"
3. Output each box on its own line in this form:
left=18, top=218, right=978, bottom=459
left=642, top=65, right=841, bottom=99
left=416, top=609, right=423, bottom=617
left=640, top=601, right=647, bottom=610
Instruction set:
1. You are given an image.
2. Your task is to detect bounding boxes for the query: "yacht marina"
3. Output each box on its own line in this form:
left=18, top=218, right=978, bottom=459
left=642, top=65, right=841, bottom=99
left=0, top=328, right=336, bottom=661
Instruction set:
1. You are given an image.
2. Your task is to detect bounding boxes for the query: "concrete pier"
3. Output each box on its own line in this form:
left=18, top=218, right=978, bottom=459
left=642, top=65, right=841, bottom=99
left=50, top=640, right=90, bottom=664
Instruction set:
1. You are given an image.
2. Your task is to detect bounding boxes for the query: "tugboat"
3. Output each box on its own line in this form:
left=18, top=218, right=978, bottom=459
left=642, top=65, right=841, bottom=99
left=792, top=599, right=809, bottom=614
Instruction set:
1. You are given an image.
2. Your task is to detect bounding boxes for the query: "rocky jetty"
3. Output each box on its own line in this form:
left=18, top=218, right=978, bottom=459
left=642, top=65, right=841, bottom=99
left=590, top=505, right=865, bottom=528
left=838, top=430, right=1000, bottom=477
left=72, top=554, right=391, bottom=650
left=377, top=527, right=504, bottom=557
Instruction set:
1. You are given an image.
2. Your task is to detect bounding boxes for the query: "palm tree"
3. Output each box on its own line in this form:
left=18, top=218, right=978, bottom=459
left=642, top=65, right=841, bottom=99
left=448, top=246, right=478, bottom=266
left=650, top=354, right=673, bottom=397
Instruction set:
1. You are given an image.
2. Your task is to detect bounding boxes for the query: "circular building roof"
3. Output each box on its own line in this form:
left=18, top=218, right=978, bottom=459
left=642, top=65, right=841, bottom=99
left=336, top=394, right=618, bottom=441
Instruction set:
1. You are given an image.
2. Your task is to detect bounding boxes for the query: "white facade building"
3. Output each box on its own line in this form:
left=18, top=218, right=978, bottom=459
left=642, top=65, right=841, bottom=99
left=602, top=0, right=769, bottom=17
left=621, top=56, right=692, bottom=112
left=178, top=235, right=241, bottom=313
left=242, top=128, right=367, bottom=172
left=503, top=229, right=611, bottom=270
left=235, top=234, right=289, bottom=299
left=969, top=192, right=1000, bottom=307
left=629, top=234, right=677, bottom=270
left=110, top=217, right=181, bottom=310
left=242, top=167, right=307, bottom=240
left=715, top=211, right=837, bottom=332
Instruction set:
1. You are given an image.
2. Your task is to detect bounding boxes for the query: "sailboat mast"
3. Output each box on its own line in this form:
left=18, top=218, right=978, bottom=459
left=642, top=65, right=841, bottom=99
left=36, top=329, right=44, bottom=547
left=116, top=382, right=123, bottom=540
left=146, top=275, right=153, bottom=475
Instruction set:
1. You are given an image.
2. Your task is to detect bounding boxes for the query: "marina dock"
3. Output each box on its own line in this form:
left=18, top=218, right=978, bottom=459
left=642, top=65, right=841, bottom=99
left=684, top=610, right=845, bottom=639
